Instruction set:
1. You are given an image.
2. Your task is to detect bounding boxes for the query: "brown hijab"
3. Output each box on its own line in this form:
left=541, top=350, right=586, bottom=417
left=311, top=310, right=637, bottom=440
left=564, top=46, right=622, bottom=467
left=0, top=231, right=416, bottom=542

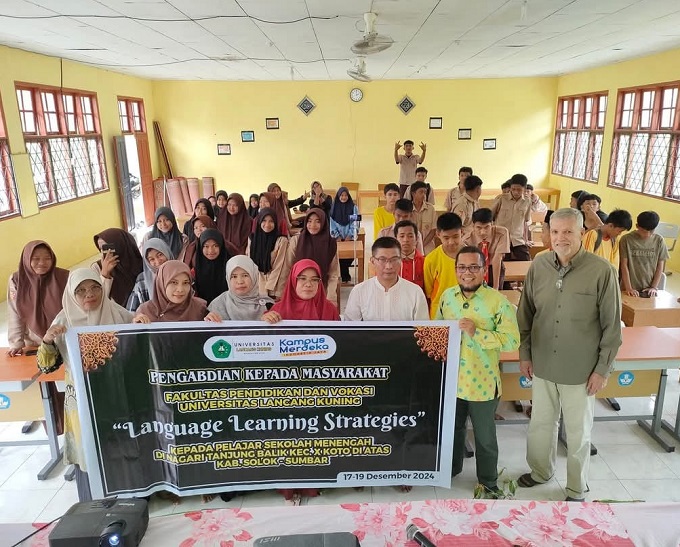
left=294, top=209, right=337, bottom=283
left=267, top=183, right=293, bottom=224
left=137, top=260, right=207, bottom=322
left=216, top=193, right=251, bottom=254
left=183, top=215, right=218, bottom=269
left=261, top=191, right=289, bottom=232
left=12, top=241, right=69, bottom=337
left=94, top=228, right=143, bottom=306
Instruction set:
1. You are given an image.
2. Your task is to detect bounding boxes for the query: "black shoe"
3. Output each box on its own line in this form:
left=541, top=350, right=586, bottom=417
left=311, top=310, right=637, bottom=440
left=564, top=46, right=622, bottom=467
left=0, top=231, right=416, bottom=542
left=565, top=496, right=585, bottom=502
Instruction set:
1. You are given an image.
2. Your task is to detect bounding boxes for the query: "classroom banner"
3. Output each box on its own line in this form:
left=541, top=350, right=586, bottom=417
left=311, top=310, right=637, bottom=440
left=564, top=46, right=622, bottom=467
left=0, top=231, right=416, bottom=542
left=66, top=321, right=460, bottom=499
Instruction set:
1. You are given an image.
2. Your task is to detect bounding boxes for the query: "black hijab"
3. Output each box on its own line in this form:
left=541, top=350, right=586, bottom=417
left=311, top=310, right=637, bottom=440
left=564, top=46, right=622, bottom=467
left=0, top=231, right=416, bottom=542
left=330, top=186, right=355, bottom=226
left=150, top=207, right=183, bottom=258
left=184, top=199, right=215, bottom=242
left=250, top=208, right=280, bottom=274
left=194, top=229, right=231, bottom=304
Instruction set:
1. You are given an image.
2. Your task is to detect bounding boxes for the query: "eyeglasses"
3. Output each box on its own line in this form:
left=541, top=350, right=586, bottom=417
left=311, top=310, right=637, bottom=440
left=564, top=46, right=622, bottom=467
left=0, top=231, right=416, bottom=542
left=455, top=265, right=484, bottom=273
left=372, top=256, right=402, bottom=266
left=296, top=276, right=321, bottom=285
left=75, top=285, right=103, bottom=297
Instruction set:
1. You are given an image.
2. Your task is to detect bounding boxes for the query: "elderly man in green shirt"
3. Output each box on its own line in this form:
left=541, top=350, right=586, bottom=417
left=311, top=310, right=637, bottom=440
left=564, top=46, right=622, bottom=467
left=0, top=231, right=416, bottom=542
left=436, top=246, right=520, bottom=498
left=517, top=208, right=622, bottom=502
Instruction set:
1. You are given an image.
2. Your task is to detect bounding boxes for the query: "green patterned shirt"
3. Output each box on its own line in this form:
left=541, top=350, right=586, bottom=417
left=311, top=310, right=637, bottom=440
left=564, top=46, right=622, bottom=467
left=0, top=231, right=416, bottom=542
left=436, top=284, right=520, bottom=401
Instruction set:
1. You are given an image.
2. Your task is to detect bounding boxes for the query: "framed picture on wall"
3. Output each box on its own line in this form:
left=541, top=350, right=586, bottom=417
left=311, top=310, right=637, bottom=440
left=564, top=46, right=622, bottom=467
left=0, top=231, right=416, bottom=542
left=217, top=143, right=231, bottom=155
left=266, top=118, right=279, bottom=130
left=429, top=117, right=443, bottom=129
left=458, top=128, right=472, bottom=140
left=483, top=138, right=497, bottom=150
left=241, top=131, right=255, bottom=142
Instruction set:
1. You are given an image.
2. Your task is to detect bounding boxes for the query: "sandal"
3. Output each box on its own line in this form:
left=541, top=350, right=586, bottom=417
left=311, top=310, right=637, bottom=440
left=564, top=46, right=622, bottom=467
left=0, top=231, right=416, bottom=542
left=518, top=473, right=541, bottom=488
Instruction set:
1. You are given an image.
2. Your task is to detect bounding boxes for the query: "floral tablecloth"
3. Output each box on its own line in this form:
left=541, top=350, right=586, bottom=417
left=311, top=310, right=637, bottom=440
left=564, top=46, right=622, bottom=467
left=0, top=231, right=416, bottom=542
left=15, top=499, right=680, bottom=547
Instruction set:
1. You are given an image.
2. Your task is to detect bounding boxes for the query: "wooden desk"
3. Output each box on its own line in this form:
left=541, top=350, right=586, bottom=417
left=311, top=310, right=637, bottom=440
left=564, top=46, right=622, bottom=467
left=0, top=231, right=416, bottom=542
left=357, top=190, right=382, bottom=211
left=621, top=290, right=680, bottom=327
left=500, top=289, right=522, bottom=307
left=337, top=240, right=365, bottom=283
left=528, top=242, right=545, bottom=258
left=660, top=327, right=680, bottom=445
left=503, top=261, right=532, bottom=282
left=499, top=326, right=680, bottom=451
left=0, top=352, right=41, bottom=392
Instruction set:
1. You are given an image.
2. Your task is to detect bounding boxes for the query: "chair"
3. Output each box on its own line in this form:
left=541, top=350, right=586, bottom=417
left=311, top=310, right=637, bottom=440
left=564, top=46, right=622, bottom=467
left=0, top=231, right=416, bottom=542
left=656, top=222, right=679, bottom=275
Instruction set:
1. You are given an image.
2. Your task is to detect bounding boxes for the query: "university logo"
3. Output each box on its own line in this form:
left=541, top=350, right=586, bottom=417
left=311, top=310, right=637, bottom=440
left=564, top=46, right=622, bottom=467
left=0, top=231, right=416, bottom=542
left=211, top=339, right=232, bottom=359
left=0, top=394, right=10, bottom=410
left=519, top=376, right=532, bottom=388
left=618, top=371, right=634, bottom=387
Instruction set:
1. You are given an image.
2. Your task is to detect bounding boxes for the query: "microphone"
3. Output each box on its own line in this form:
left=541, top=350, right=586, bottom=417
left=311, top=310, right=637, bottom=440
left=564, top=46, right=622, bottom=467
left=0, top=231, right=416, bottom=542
left=406, top=524, right=436, bottom=547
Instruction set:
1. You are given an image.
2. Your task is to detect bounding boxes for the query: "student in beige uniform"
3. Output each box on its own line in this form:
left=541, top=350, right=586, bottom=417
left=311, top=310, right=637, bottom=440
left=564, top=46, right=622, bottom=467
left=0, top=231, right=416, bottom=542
left=410, top=181, right=437, bottom=254
left=394, top=139, right=426, bottom=194
left=491, top=174, right=532, bottom=262
left=377, top=199, right=425, bottom=255
left=248, top=208, right=289, bottom=299
left=444, top=166, right=473, bottom=212
left=452, top=175, right=483, bottom=230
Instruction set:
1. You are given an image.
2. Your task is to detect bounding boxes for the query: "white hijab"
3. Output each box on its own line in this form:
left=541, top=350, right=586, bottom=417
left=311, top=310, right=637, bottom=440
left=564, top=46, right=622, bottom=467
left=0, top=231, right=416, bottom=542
left=214, top=256, right=272, bottom=320
left=56, top=268, right=134, bottom=328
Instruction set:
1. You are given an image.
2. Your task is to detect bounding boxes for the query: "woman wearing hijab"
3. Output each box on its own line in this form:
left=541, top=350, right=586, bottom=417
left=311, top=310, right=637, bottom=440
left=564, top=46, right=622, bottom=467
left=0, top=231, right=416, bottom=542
left=141, top=207, right=188, bottom=260
left=248, top=208, right=289, bottom=299
left=330, top=187, right=359, bottom=283
left=183, top=199, right=215, bottom=241
left=267, top=183, right=297, bottom=227
left=135, top=261, right=220, bottom=323
left=126, top=238, right=172, bottom=312
left=7, top=241, right=69, bottom=355
left=283, top=209, right=340, bottom=308
left=37, top=269, right=135, bottom=502
left=7, top=241, right=69, bottom=435
left=216, top=193, right=252, bottom=254
left=247, top=194, right=260, bottom=219
left=194, top=229, right=234, bottom=304
left=209, top=256, right=272, bottom=320
left=93, top=228, right=144, bottom=307
left=258, top=192, right=289, bottom=236
left=182, top=215, right=220, bottom=270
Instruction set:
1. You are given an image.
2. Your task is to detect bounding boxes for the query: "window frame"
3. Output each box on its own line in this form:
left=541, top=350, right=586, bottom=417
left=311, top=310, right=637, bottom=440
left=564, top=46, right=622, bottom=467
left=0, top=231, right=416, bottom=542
left=608, top=81, right=680, bottom=202
left=551, top=91, right=608, bottom=184
left=15, top=81, right=109, bottom=208
left=0, top=94, right=21, bottom=220
left=117, top=96, right=146, bottom=134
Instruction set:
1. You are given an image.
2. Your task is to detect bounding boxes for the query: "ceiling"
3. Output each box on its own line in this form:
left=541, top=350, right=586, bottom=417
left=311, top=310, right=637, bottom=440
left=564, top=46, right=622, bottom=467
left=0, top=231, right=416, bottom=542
left=1, top=0, right=680, bottom=81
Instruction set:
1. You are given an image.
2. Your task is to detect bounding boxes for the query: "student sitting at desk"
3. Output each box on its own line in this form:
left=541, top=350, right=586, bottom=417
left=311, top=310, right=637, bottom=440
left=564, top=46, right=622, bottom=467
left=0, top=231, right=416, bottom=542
left=377, top=199, right=425, bottom=255
left=373, top=183, right=401, bottom=239
left=38, top=269, right=136, bottom=502
left=620, top=211, right=670, bottom=297
left=582, top=209, right=632, bottom=270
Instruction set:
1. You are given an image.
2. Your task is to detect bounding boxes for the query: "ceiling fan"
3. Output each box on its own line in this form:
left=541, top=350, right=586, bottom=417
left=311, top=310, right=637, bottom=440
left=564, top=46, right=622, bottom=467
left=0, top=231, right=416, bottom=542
left=347, top=57, right=371, bottom=82
left=351, top=12, right=393, bottom=55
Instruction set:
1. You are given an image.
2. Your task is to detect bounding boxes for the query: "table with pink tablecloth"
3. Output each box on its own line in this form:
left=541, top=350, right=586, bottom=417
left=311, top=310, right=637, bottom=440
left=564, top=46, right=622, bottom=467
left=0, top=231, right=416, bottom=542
left=14, top=499, right=680, bottom=546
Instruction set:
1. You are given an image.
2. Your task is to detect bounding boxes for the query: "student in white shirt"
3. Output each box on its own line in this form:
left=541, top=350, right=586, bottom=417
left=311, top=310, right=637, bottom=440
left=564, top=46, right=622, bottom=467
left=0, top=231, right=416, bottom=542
left=344, top=237, right=429, bottom=322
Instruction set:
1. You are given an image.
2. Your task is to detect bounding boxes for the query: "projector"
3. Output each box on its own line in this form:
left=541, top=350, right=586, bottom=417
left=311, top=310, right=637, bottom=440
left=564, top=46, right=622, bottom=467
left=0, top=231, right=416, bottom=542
left=49, top=498, right=149, bottom=547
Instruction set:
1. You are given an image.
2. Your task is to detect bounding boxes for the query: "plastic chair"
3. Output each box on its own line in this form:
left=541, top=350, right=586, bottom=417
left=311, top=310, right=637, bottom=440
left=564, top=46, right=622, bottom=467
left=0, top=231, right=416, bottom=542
left=656, top=222, right=679, bottom=275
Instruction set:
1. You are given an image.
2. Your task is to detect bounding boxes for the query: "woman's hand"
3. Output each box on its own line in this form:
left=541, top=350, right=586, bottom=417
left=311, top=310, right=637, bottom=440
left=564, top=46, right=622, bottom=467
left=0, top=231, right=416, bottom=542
left=204, top=312, right=222, bottom=323
left=100, top=251, right=119, bottom=279
left=43, top=325, right=67, bottom=345
left=7, top=347, right=23, bottom=357
left=262, top=311, right=282, bottom=324
left=133, top=314, right=151, bottom=324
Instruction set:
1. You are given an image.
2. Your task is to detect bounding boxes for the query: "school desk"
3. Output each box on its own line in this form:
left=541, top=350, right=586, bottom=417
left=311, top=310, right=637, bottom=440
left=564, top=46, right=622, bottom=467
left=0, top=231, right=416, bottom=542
left=502, top=260, right=532, bottom=282
left=660, top=327, right=680, bottom=445
left=499, top=326, right=680, bottom=452
left=337, top=240, right=365, bottom=283
left=528, top=241, right=545, bottom=258
left=621, top=290, right=680, bottom=327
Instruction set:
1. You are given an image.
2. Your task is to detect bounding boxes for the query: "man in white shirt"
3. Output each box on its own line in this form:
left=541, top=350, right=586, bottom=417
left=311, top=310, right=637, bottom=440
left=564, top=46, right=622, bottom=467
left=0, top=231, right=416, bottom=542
left=344, top=237, right=429, bottom=322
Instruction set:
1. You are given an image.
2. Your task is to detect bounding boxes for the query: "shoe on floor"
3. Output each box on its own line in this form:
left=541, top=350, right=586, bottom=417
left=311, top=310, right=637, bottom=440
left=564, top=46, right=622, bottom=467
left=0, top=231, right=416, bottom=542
left=565, top=496, right=585, bottom=502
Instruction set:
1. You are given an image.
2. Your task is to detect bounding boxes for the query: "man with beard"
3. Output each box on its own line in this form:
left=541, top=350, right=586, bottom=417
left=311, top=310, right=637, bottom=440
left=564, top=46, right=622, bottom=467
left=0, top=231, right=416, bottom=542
left=517, top=207, right=621, bottom=501
left=435, top=246, right=520, bottom=498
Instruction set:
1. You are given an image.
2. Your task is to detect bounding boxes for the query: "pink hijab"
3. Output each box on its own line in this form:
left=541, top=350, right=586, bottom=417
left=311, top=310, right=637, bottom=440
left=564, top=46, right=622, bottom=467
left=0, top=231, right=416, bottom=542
left=270, top=259, right=339, bottom=320
left=137, top=260, right=207, bottom=322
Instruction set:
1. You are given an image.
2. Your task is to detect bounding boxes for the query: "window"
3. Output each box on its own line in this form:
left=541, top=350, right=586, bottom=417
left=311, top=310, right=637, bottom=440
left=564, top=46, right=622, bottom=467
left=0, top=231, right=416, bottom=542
left=609, top=82, right=680, bottom=201
left=16, top=84, right=108, bottom=207
left=0, top=95, right=20, bottom=218
left=117, top=97, right=146, bottom=133
left=552, top=92, right=608, bottom=183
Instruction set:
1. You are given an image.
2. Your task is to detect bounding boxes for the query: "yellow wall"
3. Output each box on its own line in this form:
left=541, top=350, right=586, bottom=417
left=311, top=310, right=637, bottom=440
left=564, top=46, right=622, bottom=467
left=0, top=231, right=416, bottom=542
left=151, top=78, right=557, bottom=200
left=0, top=45, right=159, bottom=292
left=551, top=47, right=680, bottom=271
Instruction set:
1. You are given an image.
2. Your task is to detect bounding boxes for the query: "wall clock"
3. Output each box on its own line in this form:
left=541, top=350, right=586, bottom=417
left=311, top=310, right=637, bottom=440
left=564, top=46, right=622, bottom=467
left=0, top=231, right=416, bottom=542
left=350, top=88, right=363, bottom=102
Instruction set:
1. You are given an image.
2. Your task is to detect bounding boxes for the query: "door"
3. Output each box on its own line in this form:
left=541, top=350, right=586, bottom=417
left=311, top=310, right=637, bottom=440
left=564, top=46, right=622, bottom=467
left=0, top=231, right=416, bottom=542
left=135, top=132, right=155, bottom=227
left=113, top=136, right=136, bottom=232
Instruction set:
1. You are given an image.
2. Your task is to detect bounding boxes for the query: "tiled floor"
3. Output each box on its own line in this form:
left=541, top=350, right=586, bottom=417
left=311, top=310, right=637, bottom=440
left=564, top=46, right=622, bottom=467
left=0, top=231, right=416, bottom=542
left=1, top=219, right=680, bottom=523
